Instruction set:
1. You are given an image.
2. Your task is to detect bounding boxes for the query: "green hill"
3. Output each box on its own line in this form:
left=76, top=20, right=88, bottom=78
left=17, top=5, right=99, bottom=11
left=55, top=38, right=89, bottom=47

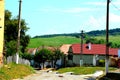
left=28, top=36, right=80, bottom=48
left=33, top=28, right=120, bottom=38
left=28, top=35, right=120, bottom=48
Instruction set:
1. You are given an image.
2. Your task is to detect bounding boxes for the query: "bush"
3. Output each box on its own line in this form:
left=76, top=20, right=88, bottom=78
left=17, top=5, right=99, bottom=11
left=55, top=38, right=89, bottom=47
left=99, top=59, right=105, bottom=67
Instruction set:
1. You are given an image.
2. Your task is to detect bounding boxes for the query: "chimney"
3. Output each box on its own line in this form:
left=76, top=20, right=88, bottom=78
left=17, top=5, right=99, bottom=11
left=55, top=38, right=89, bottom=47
left=88, top=43, right=91, bottom=50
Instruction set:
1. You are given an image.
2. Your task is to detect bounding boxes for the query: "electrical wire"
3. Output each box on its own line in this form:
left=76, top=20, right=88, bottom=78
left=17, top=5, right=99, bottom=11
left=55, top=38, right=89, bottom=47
left=110, top=0, right=120, bottom=11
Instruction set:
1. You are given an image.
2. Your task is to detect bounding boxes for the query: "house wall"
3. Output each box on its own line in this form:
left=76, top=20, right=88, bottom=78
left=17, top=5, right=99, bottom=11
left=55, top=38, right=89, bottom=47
left=0, top=0, right=4, bottom=66
left=73, top=54, right=93, bottom=65
left=72, top=54, right=80, bottom=65
left=99, top=55, right=105, bottom=59
left=73, top=54, right=105, bottom=66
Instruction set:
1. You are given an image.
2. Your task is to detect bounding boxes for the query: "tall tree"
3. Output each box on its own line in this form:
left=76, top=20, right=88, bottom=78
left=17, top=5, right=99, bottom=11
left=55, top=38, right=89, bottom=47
left=4, top=10, right=30, bottom=57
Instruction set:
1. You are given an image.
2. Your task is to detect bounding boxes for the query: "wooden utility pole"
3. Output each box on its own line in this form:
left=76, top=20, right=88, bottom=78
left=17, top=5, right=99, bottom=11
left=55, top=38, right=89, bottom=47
left=16, top=0, right=22, bottom=64
left=105, top=0, right=110, bottom=74
left=80, top=30, right=83, bottom=66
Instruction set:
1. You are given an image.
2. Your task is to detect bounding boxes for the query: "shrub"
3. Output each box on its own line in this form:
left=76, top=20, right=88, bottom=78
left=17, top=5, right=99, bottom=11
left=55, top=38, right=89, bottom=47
left=99, top=59, right=105, bottom=67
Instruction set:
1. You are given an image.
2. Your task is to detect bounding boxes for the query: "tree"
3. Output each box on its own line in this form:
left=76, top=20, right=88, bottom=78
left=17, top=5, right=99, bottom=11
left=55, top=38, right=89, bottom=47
left=34, top=48, right=52, bottom=68
left=6, top=41, right=17, bottom=57
left=52, top=49, right=64, bottom=68
left=4, top=10, right=30, bottom=58
left=20, top=53, right=34, bottom=60
left=85, top=37, right=105, bottom=44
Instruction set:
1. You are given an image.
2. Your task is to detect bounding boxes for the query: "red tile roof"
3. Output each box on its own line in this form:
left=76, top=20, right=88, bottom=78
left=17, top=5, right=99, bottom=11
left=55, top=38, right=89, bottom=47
left=71, top=44, right=119, bottom=56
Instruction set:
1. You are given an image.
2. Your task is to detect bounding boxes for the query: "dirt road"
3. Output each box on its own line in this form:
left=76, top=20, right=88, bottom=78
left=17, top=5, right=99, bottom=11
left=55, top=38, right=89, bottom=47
left=14, top=70, right=95, bottom=80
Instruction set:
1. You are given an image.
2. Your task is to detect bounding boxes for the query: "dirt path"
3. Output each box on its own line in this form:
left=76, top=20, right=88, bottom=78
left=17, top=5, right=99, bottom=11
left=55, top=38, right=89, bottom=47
left=13, top=70, right=95, bottom=80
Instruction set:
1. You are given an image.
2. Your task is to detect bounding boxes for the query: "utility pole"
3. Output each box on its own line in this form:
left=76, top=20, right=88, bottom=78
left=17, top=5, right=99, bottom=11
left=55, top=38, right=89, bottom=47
left=105, top=0, right=110, bottom=74
left=80, top=30, right=83, bottom=66
left=16, top=0, right=22, bottom=64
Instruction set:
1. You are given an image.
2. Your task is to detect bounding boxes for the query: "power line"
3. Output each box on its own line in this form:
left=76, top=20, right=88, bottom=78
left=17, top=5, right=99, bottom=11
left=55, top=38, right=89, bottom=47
left=110, top=1, right=120, bottom=11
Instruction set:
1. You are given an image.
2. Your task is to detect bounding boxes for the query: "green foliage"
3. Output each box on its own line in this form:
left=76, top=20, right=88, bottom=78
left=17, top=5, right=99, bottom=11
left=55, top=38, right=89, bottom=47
left=96, top=35, right=120, bottom=48
left=0, top=71, right=10, bottom=80
left=0, top=63, right=34, bottom=80
left=52, top=49, right=64, bottom=67
left=53, top=49, right=64, bottom=60
left=4, top=10, right=30, bottom=57
left=20, top=53, right=34, bottom=60
left=6, top=41, right=17, bottom=57
left=34, top=48, right=53, bottom=68
left=99, top=59, right=105, bottom=67
left=34, top=48, right=64, bottom=68
left=85, top=35, right=105, bottom=44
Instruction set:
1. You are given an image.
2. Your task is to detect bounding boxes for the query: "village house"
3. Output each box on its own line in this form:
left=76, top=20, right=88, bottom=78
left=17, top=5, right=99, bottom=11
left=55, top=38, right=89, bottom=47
left=68, top=43, right=119, bottom=66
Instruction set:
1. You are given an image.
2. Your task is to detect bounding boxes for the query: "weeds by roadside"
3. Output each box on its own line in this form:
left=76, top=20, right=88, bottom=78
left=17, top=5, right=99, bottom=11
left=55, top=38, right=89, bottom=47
left=0, top=63, right=34, bottom=80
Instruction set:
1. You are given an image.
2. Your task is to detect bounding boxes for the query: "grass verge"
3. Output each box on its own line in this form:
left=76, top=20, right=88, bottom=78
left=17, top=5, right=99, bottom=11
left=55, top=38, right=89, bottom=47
left=0, top=63, right=34, bottom=80
left=57, top=67, right=117, bottom=75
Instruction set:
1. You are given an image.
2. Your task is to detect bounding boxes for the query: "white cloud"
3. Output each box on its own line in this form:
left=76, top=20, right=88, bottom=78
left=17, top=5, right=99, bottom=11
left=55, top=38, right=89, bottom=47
left=110, top=13, right=120, bottom=22
left=89, top=16, right=101, bottom=28
left=84, top=13, right=120, bottom=31
left=82, top=16, right=106, bottom=31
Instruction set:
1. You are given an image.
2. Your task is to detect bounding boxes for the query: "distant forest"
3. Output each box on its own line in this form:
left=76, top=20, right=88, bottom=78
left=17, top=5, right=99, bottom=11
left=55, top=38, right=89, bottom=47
left=33, top=28, right=120, bottom=38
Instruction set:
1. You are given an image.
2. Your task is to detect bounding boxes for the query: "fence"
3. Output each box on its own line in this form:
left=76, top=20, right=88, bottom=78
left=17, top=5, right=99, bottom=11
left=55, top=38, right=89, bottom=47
left=7, top=55, right=30, bottom=66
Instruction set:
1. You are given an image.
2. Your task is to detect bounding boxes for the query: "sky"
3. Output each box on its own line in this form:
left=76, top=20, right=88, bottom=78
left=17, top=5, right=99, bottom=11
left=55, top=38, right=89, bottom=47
left=5, top=0, right=120, bottom=37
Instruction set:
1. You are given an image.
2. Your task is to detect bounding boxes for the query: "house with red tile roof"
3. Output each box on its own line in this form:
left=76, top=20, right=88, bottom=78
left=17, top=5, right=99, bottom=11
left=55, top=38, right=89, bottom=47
left=68, top=43, right=119, bottom=66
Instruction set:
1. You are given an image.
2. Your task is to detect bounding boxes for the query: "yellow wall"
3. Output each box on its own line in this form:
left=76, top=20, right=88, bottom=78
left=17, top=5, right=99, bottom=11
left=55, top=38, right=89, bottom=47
left=0, top=0, right=4, bottom=65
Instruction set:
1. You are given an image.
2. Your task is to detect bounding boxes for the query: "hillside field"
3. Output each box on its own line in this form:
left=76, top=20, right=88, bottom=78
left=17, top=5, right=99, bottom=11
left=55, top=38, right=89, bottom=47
left=96, top=35, right=120, bottom=44
left=28, top=36, right=80, bottom=48
left=28, top=35, right=120, bottom=48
